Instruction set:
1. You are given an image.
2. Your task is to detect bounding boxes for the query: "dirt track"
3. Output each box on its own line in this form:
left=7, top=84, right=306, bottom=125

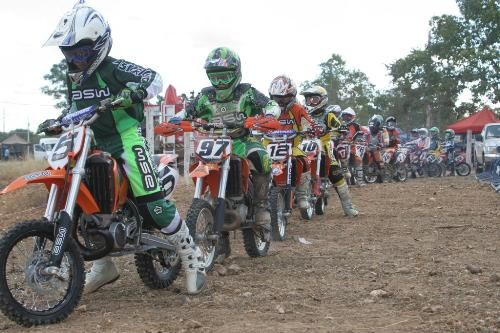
left=0, top=176, right=499, bottom=332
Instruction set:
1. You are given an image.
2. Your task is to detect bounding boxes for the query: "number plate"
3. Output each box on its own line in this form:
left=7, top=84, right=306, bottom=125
left=267, top=143, right=291, bottom=161
left=382, top=151, right=391, bottom=163
left=355, top=144, right=366, bottom=158
left=48, top=127, right=85, bottom=169
left=301, top=139, right=320, bottom=156
left=195, top=138, right=231, bottom=161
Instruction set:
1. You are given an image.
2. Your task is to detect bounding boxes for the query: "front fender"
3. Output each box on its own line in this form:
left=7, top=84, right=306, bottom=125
left=1, top=169, right=100, bottom=214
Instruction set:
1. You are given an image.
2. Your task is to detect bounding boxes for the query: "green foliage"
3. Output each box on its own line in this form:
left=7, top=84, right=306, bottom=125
left=428, top=0, right=499, bottom=104
left=41, top=59, right=69, bottom=110
left=301, top=54, right=376, bottom=125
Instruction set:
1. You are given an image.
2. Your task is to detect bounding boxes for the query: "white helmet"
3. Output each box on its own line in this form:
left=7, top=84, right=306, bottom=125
left=340, top=107, right=356, bottom=125
left=418, top=128, right=428, bottom=139
left=263, top=100, right=281, bottom=119
left=44, top=3, right=112, bottom=85
left=301, top=86, right=328, bottom=116
left=268, top=75, right=297, bottom=112
left=326, top=104, right=342, bottom=117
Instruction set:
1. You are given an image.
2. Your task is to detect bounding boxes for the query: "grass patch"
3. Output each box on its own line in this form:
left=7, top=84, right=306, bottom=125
left=0, top=158, right=49, bottom=182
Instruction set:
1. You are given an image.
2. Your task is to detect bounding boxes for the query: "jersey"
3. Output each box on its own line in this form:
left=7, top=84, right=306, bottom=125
left=66, top=56, right=162, bottom=143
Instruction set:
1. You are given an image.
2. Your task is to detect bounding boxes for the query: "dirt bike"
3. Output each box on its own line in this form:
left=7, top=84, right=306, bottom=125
left=162, top=117, right=279, bottom=271
left=336, top=136, right=365, bottom=185
left=381, top=146, right=408, bottom=182
left=0, top=99, right=185, bottom=326
left=439, top=145, right=471, bottom=176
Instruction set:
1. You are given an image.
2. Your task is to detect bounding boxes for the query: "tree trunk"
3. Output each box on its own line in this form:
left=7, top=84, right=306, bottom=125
left=426, top=104, right=432, bottom=128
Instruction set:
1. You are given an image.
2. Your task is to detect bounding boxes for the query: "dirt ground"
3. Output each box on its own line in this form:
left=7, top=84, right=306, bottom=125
left=0, top=176, right=499, bottom=333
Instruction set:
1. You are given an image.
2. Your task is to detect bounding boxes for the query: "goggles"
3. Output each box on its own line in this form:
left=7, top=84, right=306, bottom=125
left=207, top=71, right=236, bottom=88
left=271, top=95, right=294, bottom=107
left=60, top=42, right=96, bottom=71
left=305, top=95, right=322, bottom=106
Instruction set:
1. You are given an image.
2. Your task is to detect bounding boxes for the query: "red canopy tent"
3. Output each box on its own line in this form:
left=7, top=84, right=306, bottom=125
left=448, top=107, right=499, bottom=134
left=163, top=84, right=184, bottom=113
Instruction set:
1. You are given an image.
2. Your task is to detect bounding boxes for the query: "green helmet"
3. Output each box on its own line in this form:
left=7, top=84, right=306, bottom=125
left=204, top=47, right=242, bottom=101
left=444, top=128, right=455, bottom=140
left=429, top=126, right=440, bottom=138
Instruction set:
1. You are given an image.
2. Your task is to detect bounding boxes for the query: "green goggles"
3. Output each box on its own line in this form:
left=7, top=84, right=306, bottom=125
left=207, top=71, right=236, bottom=87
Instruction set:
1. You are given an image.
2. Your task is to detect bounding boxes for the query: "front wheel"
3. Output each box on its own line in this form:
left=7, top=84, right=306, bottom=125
left=185, top=199, right=217, bottom=272
left=0, top=220, right=85, bottom=327
left=394, top=163, right=408, bottom=182
left=364, top=163, right=378, bottom=184
left=455, top=162, right=471, bottom=176
left=426, top=163, right=442, bottom=177
left=269, top=187, right=287, bottom=241
left=242, top=226, right=270, bottom=258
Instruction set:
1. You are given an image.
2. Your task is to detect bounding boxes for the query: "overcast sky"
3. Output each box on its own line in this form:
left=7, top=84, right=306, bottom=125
left=0, top=0, right=460, bottom=133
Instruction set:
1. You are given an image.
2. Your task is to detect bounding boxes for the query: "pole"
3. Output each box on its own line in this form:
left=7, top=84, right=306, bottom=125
left=27, top=118, right=30, bottom=159
left=2, top=108, right=5, bottom=133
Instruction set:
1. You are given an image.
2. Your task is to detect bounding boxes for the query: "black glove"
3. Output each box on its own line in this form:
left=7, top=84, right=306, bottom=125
left=37, top=119, right=61, bottom=135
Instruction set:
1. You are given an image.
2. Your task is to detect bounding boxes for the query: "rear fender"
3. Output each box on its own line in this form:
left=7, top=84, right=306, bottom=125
left=1, top=169, right=100, bottom=214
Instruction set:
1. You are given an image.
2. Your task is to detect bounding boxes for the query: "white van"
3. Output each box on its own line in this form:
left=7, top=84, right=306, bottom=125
left=34, top=137, right=58, bottom=160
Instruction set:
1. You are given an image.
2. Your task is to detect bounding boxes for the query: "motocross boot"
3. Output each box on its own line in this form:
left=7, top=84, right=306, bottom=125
left=165, top=220, right=206, bottom=295
left=295, top=171, right=312, bottom=209
left=355, top=166, right=366, bottom=186
left=84, top=256, right=120, bottom=294
left=253, top=174, right=272, bottom=226
left=335, top=182, right=359, bottom=217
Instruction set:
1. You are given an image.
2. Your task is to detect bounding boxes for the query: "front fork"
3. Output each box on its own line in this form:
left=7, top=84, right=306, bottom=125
left=48, top=129, right=93, bottom=267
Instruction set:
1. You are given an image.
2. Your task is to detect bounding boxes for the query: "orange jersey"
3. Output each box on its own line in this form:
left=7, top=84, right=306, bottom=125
left=387, top=128, right=400, bottom=147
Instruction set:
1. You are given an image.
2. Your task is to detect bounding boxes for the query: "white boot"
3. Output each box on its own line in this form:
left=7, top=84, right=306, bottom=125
left=335, top=182, right=359, bottom=217
left=84, top=256, right=120, bottom=294
left=166, top=220, right=206, bottom=295
left=295, top=171, right=311, bottom=209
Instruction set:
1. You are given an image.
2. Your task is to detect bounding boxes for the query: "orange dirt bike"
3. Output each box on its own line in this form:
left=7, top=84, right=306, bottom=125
left=156, top=117, right=280, bottom=271
left=380, top=146, right=408, bottom=182
left=0, top=99, right=185, bottom=326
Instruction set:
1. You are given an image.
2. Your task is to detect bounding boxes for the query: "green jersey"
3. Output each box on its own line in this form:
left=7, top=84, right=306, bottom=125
left=67, top=56, right=162, bottom=140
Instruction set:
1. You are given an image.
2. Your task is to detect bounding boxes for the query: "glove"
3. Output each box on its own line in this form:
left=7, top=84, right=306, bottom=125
left=99, top=97, right=115, bottom=112
left=312, top=123, right=324, bottom=137
left=37, top=119, right=61, bottom=135
left=117, top=86, right=147, bottom=108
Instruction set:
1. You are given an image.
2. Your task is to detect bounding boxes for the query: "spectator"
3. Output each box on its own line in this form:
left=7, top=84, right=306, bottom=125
left=4, top=147, right=10, bottom=161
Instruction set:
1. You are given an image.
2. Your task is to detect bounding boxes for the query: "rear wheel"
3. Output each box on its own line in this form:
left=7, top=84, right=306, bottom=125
left=0, top=220, right=85, bottom=327
left=455, top=162, right=471, bottom=176
left=269, top=187, right=287, bottom=241
left=185, top=199, right=217, bottom=272
left=135, top=247, right=181, bottom=289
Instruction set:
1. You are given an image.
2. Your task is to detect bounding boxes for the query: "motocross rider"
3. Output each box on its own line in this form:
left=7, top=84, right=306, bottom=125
left=185, top=47, right=272, bottom=256
left=264, top=76, right=323, bottom=211
left=443, top=129, right=456, bottom=175
left=41, top=3, right=205, bottom=295
left=367, top=114, right=389, bottom=183
left=300, top=86, right=358, bottom=216
left=385, top=116, right=401, bottom=165
left=340, top=107, right=365, bottom=186
left=429, top=127, right=442, bottom=156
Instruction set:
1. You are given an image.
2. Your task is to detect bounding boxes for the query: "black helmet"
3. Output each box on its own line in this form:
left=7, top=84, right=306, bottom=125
left=385, top=116, right=397, bottom=130
left=368, top=114, right=383, bottom=134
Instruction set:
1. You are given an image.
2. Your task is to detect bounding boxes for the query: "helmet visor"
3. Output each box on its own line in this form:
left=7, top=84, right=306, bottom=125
left=271, top=95, right=294, bottom=108
left=341, top=114, right=354, bottom=123
left=305, top=95, right=322, bottom=107
left=386, top=121, right=396, bottom=129
left=207, top=71, right=236, bottom=89
left=60, top=41, right=97, bottom=72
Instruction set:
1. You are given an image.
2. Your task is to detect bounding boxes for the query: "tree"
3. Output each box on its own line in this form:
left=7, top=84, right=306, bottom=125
left=428, top=0, right=499, bottom=105
left=302, top=54, right=376, bottom=124
left=41, top=59, right=69, bottom=110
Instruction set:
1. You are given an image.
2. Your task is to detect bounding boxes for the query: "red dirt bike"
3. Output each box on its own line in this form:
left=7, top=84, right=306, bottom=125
left=0, top=100, right=185, bottom=326
left=157, top=117, right=280, bottom=271
left=438, top=144, right=471, bottom=176
left=381, top=146, right=408, bottom=182
left=336, top=135, right=367, bottom=185
left=264, top=128, right=326, bottom=240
